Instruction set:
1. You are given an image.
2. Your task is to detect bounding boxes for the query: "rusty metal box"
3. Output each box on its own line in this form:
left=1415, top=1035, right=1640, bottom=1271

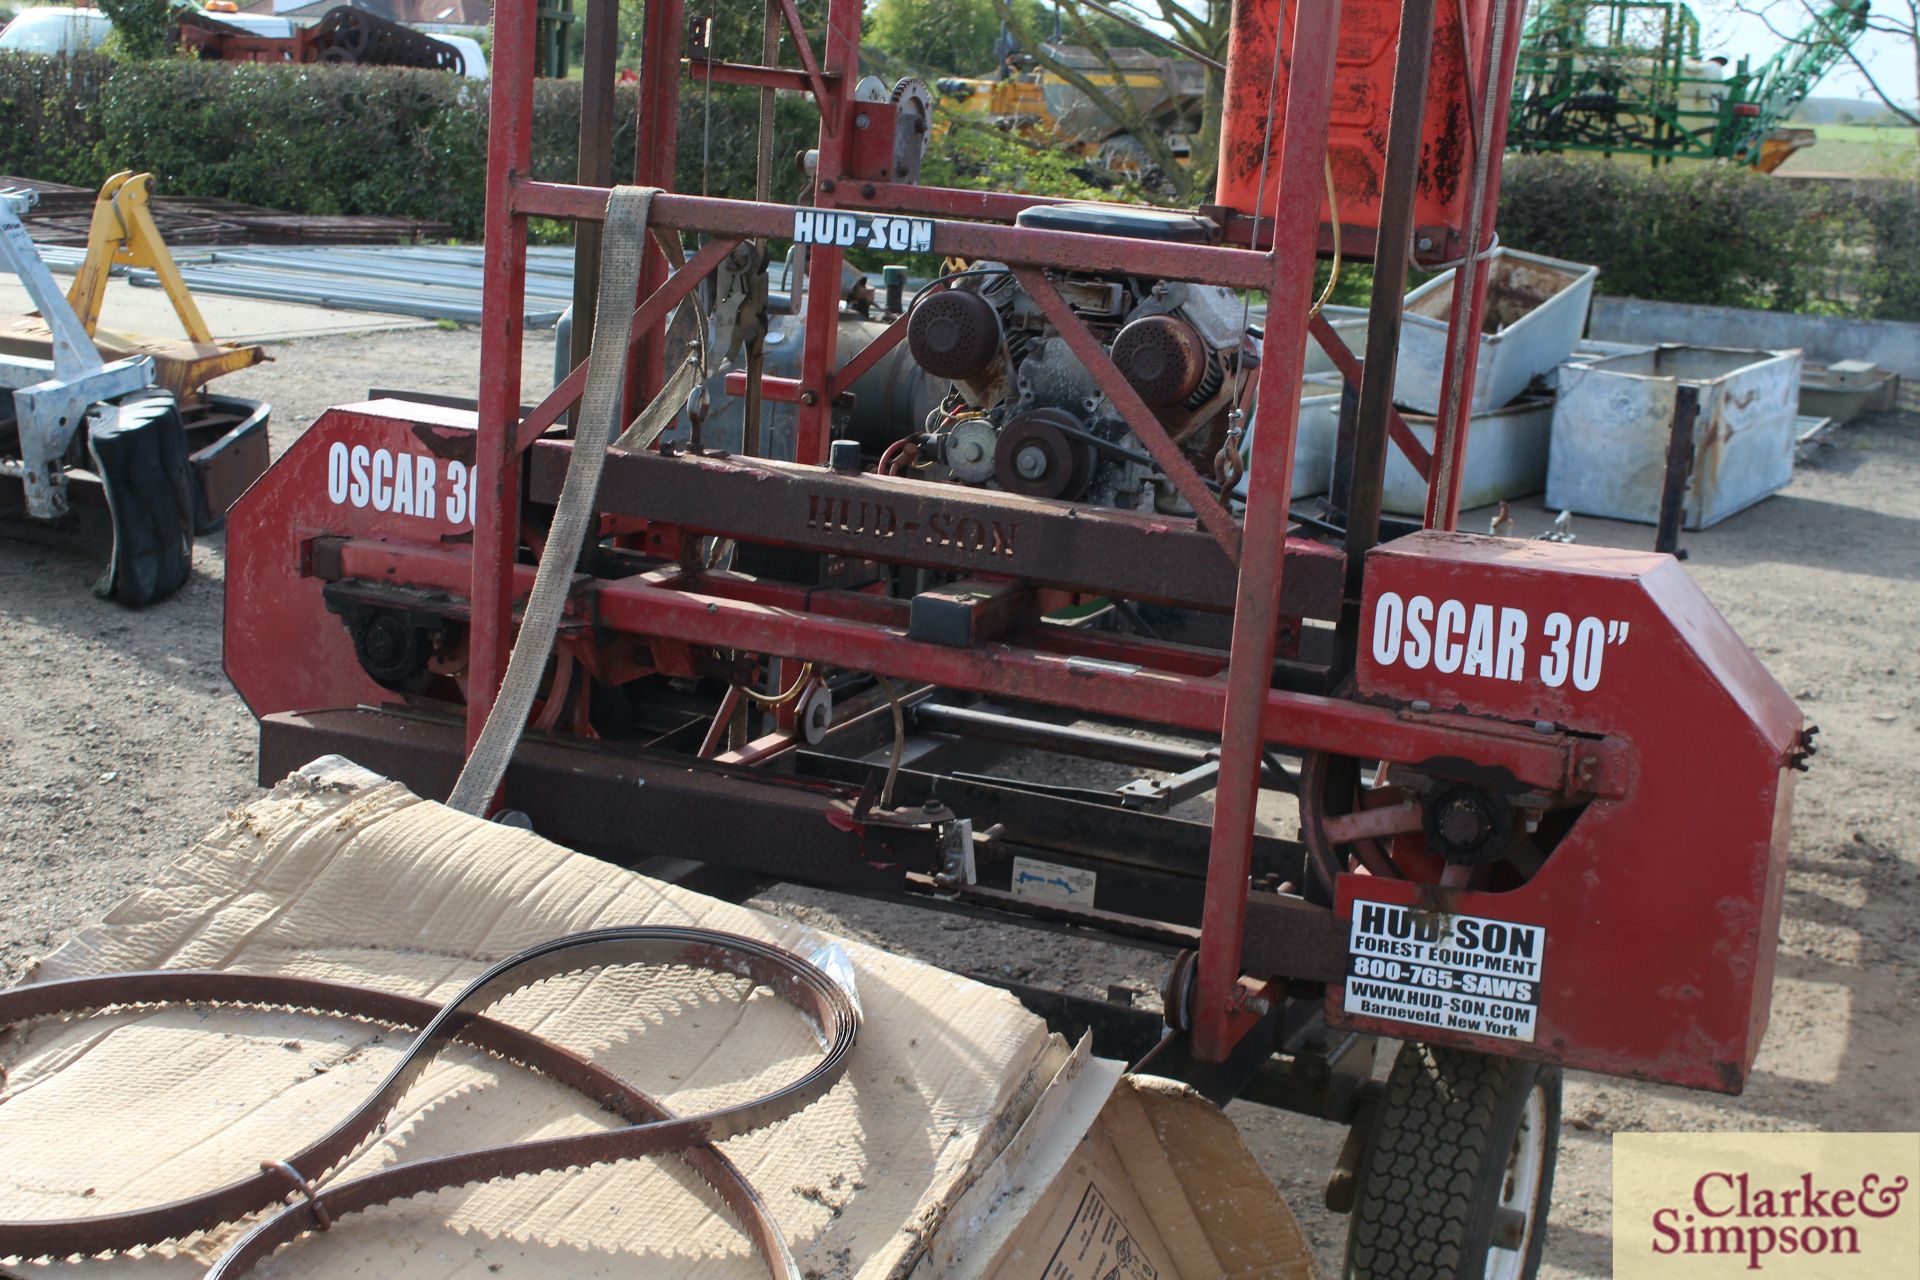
left=1547, top=345, right=1802, bottom=529
left=1234, top=372, right=1344, bottom=503
left=1380, top=394, right=1553, bottom=515
left=1396, top=247, right=1598, bottom=416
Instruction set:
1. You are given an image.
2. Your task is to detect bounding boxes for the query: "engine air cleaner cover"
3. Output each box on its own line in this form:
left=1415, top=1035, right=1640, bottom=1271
left=1013, top=203, right=1217, bottom=244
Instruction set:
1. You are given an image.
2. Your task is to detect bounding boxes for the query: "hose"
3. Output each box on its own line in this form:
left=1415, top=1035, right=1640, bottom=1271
left=736, top=661, right=817, bottom=706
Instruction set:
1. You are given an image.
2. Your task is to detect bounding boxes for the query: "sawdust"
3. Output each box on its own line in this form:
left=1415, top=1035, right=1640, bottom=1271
left=2, top=325, right=1916, bottom=1280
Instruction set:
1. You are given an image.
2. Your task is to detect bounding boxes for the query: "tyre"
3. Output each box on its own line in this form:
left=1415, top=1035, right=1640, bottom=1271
left=1345, top=1042, right=1561, bottom=1280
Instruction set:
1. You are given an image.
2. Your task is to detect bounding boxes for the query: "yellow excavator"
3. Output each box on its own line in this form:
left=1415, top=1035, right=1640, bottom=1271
left=935, top=41, right=1206, bottom=186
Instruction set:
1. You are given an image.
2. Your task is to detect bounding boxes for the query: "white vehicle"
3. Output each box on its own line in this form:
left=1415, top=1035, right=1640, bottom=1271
left=0, top=6, right=112, bottom=54
left=0, top=3, right=484, bottom=77
left=204, top=12, right=295, bottom=38
left=430, top=31, right=486, bottom=79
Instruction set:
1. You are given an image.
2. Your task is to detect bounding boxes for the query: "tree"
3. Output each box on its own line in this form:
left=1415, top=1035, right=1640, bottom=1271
left=992, top=0, right=1229, bottom=202
left=98, top=0, right=171, bottom=59
left=1737, top=0, right=1918, bottom=130
left=866, top=0, right=1002, bottom=74
left=619, top=0, right=828, bottom=70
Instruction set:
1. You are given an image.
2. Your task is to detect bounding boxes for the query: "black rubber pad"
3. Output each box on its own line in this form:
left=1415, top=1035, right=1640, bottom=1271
left=87, top=392, right=194, bottom=606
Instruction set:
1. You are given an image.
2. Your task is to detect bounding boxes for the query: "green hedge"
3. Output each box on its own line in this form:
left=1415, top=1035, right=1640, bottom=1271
left=0, top=50, right=110, bottom=183
left=0, top=52, right=816, bottom=239
left=1498, top=155, right=1920, bottom=322
left=4, top=55, right=1914, bottom=321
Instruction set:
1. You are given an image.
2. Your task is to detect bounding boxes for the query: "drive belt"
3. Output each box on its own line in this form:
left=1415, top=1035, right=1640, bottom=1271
left=0, top=925, right=860, bottom=1278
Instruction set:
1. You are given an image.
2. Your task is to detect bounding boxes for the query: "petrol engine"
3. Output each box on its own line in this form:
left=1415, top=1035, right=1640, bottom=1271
left=898, top=205, right=1251, bottom=513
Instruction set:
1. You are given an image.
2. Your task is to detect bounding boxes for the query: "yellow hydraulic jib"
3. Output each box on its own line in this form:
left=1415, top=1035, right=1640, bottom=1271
left=67, top=171, right=215, bottom=345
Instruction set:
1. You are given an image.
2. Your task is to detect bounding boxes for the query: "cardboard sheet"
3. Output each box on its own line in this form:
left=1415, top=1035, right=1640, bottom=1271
left=926, top=1047, right=1318, bottom=1280
left=0, top=758, right=1315, bottom=1280
left=0, top=759, right=1059, bottom=1277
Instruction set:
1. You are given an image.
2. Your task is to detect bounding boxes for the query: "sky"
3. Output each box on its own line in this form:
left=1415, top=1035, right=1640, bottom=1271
left=1129, top=0, right=1916, bottom=114
left=1700, top=0, right=1916, bottom=111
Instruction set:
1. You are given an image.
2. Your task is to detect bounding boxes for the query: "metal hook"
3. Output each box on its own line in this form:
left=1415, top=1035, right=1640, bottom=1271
left=259, top=1159, right=333, bottom=1231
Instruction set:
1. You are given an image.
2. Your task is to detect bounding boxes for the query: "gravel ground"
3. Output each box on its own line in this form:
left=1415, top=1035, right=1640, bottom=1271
left=2, top=324, right=1916, bottom=1278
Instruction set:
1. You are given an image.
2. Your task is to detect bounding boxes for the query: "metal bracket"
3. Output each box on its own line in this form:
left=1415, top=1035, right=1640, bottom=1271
left=2, top=189, right=160, bottom=518
left=6, top=356, right=156, bottom=518
left=709, top=240, right=769, bottom=367
left=1, top=191, right=100, bottom=381
left=933, top=817, right=976, bottom=894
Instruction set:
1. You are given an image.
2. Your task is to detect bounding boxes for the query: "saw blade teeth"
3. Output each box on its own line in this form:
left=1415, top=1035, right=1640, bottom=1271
left=1, top=928, right=855, bottom=1280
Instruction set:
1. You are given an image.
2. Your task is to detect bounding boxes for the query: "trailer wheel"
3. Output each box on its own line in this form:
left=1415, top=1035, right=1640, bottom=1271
left=1344, top=1042, right=1560, bottom=1280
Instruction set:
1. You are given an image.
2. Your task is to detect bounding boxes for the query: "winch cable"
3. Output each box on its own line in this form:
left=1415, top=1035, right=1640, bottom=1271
left=1429, top=0, right=1512, bottom=524
left=1219, top=0, right=1347, bottom=492
left=742, top=0, right=779, bottom=461
left=0, top=926, right=860, bottom=1277
left=725, top=1, right=782, bottom=741
left=1220, top=0, right=1287, bottom=487
left=701, top=0, right=716, bottom=196
left=449, top=185, right=660, bottom=815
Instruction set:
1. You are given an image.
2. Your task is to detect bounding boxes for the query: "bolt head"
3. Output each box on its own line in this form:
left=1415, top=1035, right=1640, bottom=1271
left=1014, top=445, right=1048, bottom=479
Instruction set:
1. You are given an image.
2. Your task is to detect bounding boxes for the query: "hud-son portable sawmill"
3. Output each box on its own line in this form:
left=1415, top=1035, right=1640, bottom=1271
left=221, top=0, right=1811, bottom=1272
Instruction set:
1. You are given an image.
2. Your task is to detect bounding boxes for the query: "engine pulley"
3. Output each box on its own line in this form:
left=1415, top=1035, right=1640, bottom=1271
left=993, top=408, right=1094, bottom=500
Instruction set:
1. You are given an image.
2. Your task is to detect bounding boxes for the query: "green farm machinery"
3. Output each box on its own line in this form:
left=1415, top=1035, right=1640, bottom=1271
left=1508, top=0, right=1872, bottom=169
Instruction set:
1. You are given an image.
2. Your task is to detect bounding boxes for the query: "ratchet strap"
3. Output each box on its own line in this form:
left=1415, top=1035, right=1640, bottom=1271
left=0, top=926, right=859, bottom=1278
left=446, top=185, right=658, bottom=813
left=448, top=186, right=707, bottom=813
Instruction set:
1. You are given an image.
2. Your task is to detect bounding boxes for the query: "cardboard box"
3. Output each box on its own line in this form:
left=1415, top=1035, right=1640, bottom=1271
left=0, top=759, right=1316, bottom=1279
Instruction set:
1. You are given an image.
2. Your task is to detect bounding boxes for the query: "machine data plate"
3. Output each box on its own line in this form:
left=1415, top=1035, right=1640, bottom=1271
left=1010, top=854, right=1095, bottom=906
left=791, top=209, right=934, bottom=253
left=1344, top=901, right=1545, bottom=1043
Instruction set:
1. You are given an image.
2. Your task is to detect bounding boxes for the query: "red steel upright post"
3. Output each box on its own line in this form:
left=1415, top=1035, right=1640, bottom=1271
left=1192, top=0, right=1343, bottom=1063
left=792, top=0, right=861, bottom=464
left=468, top=0, right=537, bottom=749
left=625, top=0, right=686, bottom=423
left=1425, top=0, right=1526, bottom=530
